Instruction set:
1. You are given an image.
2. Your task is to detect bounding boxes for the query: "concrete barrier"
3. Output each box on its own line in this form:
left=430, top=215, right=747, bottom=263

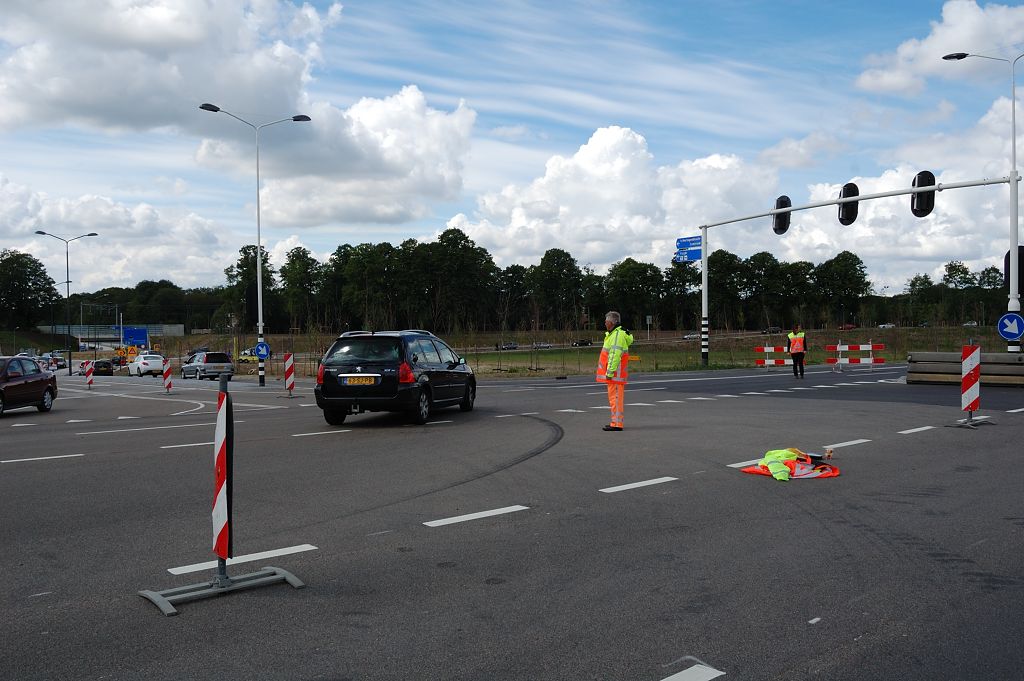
left=907, top=351, right=1024, bottom=386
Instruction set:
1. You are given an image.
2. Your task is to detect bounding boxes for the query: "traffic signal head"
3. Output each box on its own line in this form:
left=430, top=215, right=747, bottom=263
left=838, top=182, right=859, bottom=226
left=773, top=195, right=792, bottom=235
left=911, top=170, right=936, bottom=218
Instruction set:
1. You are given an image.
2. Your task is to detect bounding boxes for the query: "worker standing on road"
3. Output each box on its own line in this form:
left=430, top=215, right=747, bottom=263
left=787, top=323, right=807, bottom=378
left=596, top=311, right=634, bottom=431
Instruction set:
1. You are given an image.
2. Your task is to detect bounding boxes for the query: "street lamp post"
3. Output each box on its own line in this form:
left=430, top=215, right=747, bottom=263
left=200, top=103, right=310, bottom=386
left=35, top=230, right=99, bottom=374
left=944, top=51, right=1023, bottom=351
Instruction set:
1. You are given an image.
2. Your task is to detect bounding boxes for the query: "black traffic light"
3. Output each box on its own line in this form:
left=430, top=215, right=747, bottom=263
left=911, top=170, right=936, bottom=218
left=773, top=195, right=792, bottom=235
left=838, top=182, right=859, bottom=226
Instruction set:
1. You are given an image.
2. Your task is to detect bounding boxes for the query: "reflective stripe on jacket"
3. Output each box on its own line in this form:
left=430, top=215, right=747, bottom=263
left=596, top=326, right=634, bottom=384
left=787, top=331, right=805, bottom=354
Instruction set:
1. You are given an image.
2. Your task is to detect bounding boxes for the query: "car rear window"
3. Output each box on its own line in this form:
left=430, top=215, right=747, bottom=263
left=205, top=353, right=231, bottom=363
left=324, top=337, right=401, bottom=364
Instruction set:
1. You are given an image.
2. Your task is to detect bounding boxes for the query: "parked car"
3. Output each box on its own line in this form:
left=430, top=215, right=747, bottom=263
left=878, top=323, right=896, bottom=329
left=761, top=326, right=782, bottom=334
left=0, top=356, right=57, bottom=416
left=91, top=359, right=114, bottom=376
left=180, top=351, right=234, bottom=380
left=127, top=354, right=165, bottom=377
left=532, top=341, right=553, bottom=349
left=315, top=330, right=475, bottom=426
left=570, top=339, right=594, bottom=347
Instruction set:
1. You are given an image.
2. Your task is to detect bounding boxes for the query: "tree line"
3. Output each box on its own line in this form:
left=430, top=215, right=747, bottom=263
left=0, top=230, right=1010, bottom=338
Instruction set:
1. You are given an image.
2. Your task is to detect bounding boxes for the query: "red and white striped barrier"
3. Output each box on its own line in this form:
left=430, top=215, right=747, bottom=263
left=754, top=346, right=792, bottom=367
left=85, top=360, right=94, bottom=389
left=162, top=359, right=173, bottom=394
left=212, top=388, right=233, bottom=560
left=284, top=352, right=295, bottom=395
left=825, top=343, right=885, bottom=371
left=961, top=345, right=981, bottom=412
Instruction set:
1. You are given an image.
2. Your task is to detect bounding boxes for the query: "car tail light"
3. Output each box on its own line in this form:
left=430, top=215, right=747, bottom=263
left=398, top=361, right=415, bottom=383
left=316, top=363, right=325, bottom=385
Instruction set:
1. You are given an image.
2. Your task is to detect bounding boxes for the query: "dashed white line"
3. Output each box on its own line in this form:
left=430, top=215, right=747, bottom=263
left=599, top=477, right=678, bottom=493
left=2, top=454, right=84, bottom=464
left=292, top=429, right=352, bottom=437
left=899, top=426, right=935, bottom=435
left=168, top=544, right=319, bottom=575
left=424, top=505, right=530, bottom=527
left=825, top=438, right=871, bottom=448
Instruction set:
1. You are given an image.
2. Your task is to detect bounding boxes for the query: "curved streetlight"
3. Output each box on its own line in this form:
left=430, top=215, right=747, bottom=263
left=200, top=103, right=310, bottom=386
left=944, top=51, right=1023, bottom=351
left=35, top=230, right=99, bottom=374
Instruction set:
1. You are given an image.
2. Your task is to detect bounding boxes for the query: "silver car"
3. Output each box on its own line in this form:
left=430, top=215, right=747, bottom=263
left=180, top=351, right=234, bottom=381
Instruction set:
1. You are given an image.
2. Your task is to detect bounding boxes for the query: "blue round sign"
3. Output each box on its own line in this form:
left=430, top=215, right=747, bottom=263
left=254, top=342, right=272, bottom=359
left=997, top=312, right=1024, bottom=341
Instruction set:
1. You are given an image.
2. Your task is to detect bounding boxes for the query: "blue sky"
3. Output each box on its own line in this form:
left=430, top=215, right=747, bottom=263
left=2, top=0, right=1023, bottom=302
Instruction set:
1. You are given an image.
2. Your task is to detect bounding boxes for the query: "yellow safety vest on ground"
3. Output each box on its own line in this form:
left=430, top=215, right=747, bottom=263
left=788, top=331, right=805, bottom=354
left=596, top=326, right=634, bottom=384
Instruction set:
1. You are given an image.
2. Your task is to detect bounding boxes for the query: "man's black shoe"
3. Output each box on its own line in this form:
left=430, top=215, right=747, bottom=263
left=602, top=425, right=623, bottom=431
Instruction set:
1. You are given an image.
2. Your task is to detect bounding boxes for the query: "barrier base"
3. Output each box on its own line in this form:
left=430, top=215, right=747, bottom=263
left=945, top=414, right=996, bottom=430
left=138, top=565, right=305, bottom=616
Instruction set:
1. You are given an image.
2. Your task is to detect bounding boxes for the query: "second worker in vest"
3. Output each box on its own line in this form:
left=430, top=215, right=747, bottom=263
left=787, top=323, right=807, bottom=378
left=596, top=311, right=634, bottom=431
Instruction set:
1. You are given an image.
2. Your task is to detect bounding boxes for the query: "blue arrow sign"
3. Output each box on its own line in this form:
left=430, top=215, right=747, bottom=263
left=997, top=312, right=1024, bottom=341
left=254, top=341, right=272, bottom=359
left=676, top=236, right=702, bottom=249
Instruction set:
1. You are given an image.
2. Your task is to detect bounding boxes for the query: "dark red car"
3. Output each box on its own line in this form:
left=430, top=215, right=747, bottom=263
left=0, top=356, right=58, bottom=416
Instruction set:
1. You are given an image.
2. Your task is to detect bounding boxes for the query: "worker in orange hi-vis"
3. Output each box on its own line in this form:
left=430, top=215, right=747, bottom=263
left=595, top=311, right=634, bottom=431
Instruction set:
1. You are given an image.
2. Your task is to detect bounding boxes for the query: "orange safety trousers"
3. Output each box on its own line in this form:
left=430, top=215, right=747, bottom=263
left=607, top=381, right=625, bottom=428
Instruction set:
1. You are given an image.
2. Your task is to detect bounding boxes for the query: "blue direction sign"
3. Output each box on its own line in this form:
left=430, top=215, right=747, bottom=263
left=676, top=236, right=702, bottom=250
left=997, top=312, right=1024, bottom=341
left=254, top=341, right=272, bottom=359
left=673, top=248, right=702, bottom=263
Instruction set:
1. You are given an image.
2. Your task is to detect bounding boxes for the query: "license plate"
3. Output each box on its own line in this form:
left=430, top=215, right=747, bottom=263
left=343, top=376, right=375, bottom=385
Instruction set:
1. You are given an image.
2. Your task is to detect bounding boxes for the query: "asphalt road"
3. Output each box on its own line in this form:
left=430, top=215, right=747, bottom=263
left=1, top=364, right=1022, bottom=681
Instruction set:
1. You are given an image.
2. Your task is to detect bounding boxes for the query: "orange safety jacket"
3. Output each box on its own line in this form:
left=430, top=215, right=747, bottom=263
left=787, top=331, right=806, bottom=354
left=596, top=326, right=633, bottom=384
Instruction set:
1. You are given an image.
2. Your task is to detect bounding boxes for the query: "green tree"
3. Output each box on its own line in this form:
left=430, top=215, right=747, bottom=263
left=0, top=249, right=60, bottom=330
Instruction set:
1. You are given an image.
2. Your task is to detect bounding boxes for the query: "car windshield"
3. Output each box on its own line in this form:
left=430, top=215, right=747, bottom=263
left=205, top=353, right=231, bottom=363
left=324, top=338, right=400, bottom=364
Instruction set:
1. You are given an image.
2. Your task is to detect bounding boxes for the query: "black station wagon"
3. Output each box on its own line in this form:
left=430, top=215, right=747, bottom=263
left=314, top=330, right=475, bottom=426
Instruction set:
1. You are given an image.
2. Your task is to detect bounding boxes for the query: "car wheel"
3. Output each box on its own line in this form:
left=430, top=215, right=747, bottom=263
left=459, top=382, right=476, bottom=412
left=323, top=409, right=348, bottom=426
left=410, top=389, right=431, bottom=425
left=37, top=389, right=54, bottom=412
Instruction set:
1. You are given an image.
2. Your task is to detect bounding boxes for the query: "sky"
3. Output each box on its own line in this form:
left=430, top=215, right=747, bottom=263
left=3, top=0, right=1024, bottom=301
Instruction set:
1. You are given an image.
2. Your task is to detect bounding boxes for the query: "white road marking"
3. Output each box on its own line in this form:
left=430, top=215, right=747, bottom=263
left=159, top=441, right=215, bottom=449
left=292, top=429, right=352, bottom=437
left=167, top=544, right=319, bottom=575
left=599, top=477, right=678, bottom=493
left=660, top=663, right=726, bottom=680
left=825, top=439, right=871, bottom=448
left=424, top=505, right=529, bottom=527
left=727, top=459, right=761, bottom=468
left=3, top=454, right=84, bottom=463
left=899, top=426, right=935, bottom=434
